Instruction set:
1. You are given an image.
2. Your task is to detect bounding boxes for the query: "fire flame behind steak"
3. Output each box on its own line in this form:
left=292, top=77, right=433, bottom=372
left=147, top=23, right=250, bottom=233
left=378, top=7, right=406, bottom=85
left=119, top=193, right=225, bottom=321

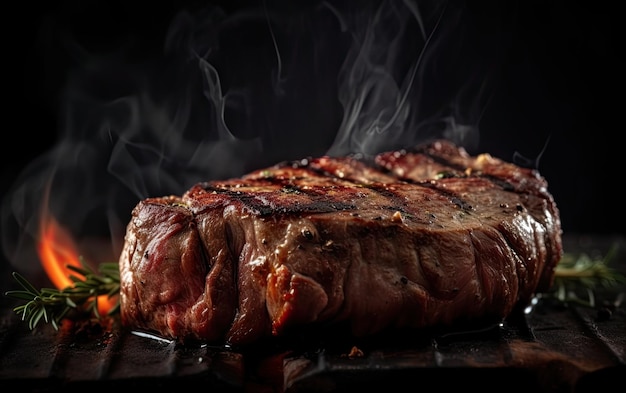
left=118, top=139, right=562, bottom=346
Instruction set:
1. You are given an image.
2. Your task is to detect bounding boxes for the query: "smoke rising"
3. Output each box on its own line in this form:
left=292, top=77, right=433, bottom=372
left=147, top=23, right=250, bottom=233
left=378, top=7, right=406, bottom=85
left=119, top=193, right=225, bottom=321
left=1, top=0, right=510, bottom=273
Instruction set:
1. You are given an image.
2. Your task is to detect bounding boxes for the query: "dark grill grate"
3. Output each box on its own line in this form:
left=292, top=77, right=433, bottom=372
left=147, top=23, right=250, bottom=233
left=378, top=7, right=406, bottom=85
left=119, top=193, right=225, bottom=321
left=1, top=235, right=624, bottom=392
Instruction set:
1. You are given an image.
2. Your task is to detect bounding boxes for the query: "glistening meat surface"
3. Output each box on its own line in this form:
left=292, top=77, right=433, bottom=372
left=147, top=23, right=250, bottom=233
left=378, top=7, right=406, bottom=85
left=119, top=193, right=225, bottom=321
left=118, top=139, right=563, bottom=346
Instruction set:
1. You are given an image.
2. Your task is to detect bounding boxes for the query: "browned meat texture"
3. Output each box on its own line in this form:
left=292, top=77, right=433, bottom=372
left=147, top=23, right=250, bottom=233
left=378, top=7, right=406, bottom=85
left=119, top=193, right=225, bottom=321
left=118, top=139, right=562, bottom=346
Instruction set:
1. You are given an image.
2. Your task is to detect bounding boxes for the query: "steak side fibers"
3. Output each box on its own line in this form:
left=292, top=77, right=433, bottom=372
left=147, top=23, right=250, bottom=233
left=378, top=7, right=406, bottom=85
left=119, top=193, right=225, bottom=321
left=119, top=139, right=562, bottom=346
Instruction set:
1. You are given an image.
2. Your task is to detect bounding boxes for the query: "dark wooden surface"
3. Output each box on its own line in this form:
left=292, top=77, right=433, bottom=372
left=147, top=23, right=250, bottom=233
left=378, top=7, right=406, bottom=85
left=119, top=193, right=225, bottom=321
left=0, top=234, right=624, bottom=392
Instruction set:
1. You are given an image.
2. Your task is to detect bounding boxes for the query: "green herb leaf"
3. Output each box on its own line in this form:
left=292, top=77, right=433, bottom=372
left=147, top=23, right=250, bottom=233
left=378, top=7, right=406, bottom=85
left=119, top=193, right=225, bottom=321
left=4, top=257, right=120, bottom=331
left=547, top=243, right=625, bottom=307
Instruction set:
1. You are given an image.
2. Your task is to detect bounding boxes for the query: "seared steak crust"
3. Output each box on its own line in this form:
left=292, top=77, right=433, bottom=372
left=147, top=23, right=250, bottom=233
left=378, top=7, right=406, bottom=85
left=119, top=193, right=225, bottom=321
left=119, top=139, right=562, bottom=345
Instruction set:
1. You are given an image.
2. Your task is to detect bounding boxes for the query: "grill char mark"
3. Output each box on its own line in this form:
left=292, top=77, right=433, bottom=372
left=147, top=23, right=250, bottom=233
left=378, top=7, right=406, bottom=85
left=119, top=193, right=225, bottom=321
left=302, top=153, right=476, bottom=214
left=294, top=154, right=477, bottom=215
left=198, top=177, right=358, bottom=216
left=192, top=158, right=412, bottom=219
left=383, top=143, right=517, bottom=193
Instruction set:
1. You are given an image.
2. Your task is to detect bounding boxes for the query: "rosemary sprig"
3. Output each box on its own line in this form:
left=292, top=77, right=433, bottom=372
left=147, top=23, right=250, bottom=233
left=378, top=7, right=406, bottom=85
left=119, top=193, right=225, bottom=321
left=546, top=243, right=626, bottom=307
left=4, top=258, right=120, bottom=331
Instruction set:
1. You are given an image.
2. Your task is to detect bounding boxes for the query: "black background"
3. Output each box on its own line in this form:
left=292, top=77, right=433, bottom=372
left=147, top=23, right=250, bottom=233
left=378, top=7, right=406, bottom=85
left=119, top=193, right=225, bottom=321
left=2, top=0, right=623, bottom=237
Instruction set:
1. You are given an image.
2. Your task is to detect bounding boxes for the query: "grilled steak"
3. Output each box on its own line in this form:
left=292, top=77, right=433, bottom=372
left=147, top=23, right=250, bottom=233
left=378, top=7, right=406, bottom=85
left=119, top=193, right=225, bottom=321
left=118, top=139, right=562, bottom=346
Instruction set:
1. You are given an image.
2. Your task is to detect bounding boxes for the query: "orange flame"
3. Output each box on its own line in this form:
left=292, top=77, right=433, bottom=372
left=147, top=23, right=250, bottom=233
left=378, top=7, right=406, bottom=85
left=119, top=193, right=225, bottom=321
left=38, top=215, right=82, bottom=289
left=37, top=214, right=116, bottom=315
